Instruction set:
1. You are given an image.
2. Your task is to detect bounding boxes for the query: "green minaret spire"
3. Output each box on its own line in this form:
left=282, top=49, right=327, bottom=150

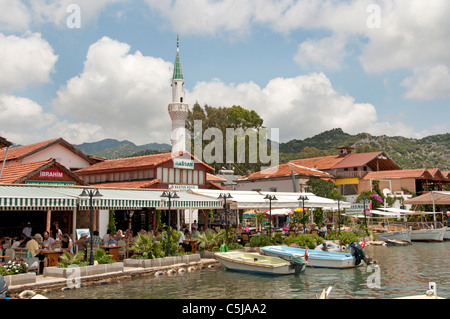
left=173, top=35, right=184, bottom=80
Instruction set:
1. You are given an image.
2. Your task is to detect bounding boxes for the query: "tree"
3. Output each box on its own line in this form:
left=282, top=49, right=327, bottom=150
left=305, top=178, right=338, bottom=198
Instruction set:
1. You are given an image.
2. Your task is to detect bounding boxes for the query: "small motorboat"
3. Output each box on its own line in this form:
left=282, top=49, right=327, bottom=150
left=395, top=282, right=444, bottom=299
left=214, top=251, right=306, bottom=275
left=260, top=242, right=370, bottom=269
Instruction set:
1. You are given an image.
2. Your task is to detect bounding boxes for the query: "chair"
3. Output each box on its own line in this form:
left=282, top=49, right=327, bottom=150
left=288, top=230, right=296, bottom=237
left=3, top=249, right=15, bottom=262
left=250, top=230, right=256, bottom=236
left=117, top=240, right=126, bottom=260
left=311, top=229, right=319, bottom=236
left=241, top=233, right=250, bottom=245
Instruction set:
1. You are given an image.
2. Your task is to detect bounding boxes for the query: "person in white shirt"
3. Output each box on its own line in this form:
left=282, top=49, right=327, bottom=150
left=22, top=222, right=32, bottom=238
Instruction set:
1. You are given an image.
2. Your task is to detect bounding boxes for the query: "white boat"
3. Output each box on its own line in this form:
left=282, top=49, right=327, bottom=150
left=444, top=227, right=450, bottom=241
left=260, top=243, right=369, bottom=269
left=377, top=228, right=412, bottom=243
left=396, top=282, right=444, bottom=299
left=214, top=251, right=306, bottom=275
left=411, top=226, right=446, bottom=242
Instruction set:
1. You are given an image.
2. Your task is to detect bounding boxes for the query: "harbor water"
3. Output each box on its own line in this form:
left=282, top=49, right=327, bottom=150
left=45, top=241, right=450, bottom=299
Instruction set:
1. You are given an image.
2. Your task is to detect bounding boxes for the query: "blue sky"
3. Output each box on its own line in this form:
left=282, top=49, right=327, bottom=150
left=0, top=0, right=449, bottom=146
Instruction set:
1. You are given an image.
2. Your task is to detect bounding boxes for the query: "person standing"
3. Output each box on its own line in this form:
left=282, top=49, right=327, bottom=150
left=22, top=222, right=32, bottom=238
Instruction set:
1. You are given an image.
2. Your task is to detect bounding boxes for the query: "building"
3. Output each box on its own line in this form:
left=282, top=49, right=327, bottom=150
left=0, top=137, right=100, bottom=171
left=235, top=162, right=334, bottom=192
left=0, top=158, right=87, bottom=187
left=289, top=147, right=400, bottom=198
left=360, top=168, right=450, bottom=196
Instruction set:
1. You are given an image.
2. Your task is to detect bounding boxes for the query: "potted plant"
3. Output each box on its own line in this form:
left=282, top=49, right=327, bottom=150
left=0, top=258, right=36, bottom=286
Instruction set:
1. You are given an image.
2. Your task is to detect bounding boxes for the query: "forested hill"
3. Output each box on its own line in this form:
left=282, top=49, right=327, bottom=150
left=279, top=128, right=450, bottom=170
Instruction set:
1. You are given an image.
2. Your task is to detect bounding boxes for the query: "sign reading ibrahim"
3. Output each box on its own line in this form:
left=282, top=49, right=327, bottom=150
left=173, top=158, right=194, bottom=170
left=39, top=169, right=65, bottom=179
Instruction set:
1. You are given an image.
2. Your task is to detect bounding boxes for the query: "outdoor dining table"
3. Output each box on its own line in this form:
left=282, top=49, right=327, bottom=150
left=40, top=249, right=65, bottom=267
left=186, top=240, right=198, bottom=254
left=101, top=245, right=125, bottom=262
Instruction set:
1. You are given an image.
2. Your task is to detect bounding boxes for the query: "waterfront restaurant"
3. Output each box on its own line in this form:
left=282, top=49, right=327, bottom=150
left=0, top=184, right=223, bottom=241
left=74, top=151, right=222, bottom=232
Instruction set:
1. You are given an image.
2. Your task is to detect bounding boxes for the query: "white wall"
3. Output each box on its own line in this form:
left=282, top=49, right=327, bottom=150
left=23, top=144, right=91, bottom=170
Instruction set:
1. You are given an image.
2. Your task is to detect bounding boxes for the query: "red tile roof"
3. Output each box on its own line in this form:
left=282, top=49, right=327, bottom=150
left=0, top=158, right=88, bottom=185
left=362, top=169, right=434, bottom=180
left=206, top=173, right=227, bottom=182
left=288, top=155, right=343, bottom=170
left=75, top=151, right=214, bottom=174
left=0, top=136, right=13, bottom=148
left=0, top=138, right=97, bottom=164
left=91, top=179, right=161, bottom=189
left=238, top=162, right=333, bottom=181
left=427, top=168, right=446, bottom=180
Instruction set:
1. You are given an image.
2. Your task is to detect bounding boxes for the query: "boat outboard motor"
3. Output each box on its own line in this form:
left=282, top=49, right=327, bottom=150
left=348, top=242, right=366, bottom=266
left=290, top=254, right=306, bottom=275
left=0, top=275, right=8, bottom=299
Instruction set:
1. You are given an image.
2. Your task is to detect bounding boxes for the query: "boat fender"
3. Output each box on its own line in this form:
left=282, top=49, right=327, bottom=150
left=155, top=271, right=166, bottom=277
left=178, top=268, right=186, bottom=274
left=167, top=269, right=177, bottom=275
left=187, top=266, right=196, bottom=272
left=348, top=242, right=367, bottom=266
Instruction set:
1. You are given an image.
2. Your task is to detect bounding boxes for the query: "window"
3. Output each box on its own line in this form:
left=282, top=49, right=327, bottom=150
left=157, top=167, right=162, bottom=180
left=188, top=170, right=193, bottom=184
left=199, top=171, right=204, bottom=185
left=163, top=168, right=168, bottom=183
left=175, top=169, right=181, bottom=183
left=182, top=170, right=187, bottom=184
left=169, top=168, right=175, bottom=183
left=193, top=170, right=198, bottom=184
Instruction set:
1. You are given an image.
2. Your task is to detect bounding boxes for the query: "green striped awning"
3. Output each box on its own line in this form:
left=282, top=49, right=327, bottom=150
left=0, top=185, right=223, bottom=211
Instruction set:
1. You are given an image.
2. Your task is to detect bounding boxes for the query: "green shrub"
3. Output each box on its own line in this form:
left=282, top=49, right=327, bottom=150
left=338, top=231, right=360, bottom=246
left=282, top=234, right=321, bottom=249
left=130, top=233, right=165, bottom=259
left=249, top=235, right=271, bottom=247
left=94, top=248, right=115, bottom=264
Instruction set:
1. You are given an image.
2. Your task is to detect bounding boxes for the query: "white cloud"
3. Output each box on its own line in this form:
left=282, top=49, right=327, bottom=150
left=402, top=65, right=450, bottom=100
left=0, top=0, right=31, bottom=31
left=52, top=36, right=174, bottom=145
left=28, top=0, right=124, bottom=28
left=188, top=73, right=418, bottom=142
left=0, top=32, right=58, bottom=93
left=0, top=94, right=58, bottom=144
left=295, top=34, right=349, bottom=71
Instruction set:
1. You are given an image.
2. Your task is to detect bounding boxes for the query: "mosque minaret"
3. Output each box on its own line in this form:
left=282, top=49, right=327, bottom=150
left=168, top=36, right=189, bottom=154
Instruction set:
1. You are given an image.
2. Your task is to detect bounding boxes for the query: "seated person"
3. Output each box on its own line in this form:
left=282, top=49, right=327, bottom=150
left=105, top=233, right=117, bottom=246
left=60, top=234, right=74, bottom=253
left=178, top=229, right=191, bottom=252
left=190, top=228, right=200, bottom=239
left=42, top=231, right=57, bottom=249
left=11, top=234, right=26, bottom=249
left=25, top=234, right=47, bottom=273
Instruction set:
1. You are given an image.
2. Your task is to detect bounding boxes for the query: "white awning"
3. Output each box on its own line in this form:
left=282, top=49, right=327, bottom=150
left=188, top=189, right=348, bottom=210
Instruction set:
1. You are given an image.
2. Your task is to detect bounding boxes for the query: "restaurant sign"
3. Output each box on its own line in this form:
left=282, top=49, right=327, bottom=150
left=173, top=158, right=194, bottom=170
left=169, top=184, right=198, bottom=191
left=39, top=169, right=64, bottom=179
left=26, top=180, right=76, bottom=186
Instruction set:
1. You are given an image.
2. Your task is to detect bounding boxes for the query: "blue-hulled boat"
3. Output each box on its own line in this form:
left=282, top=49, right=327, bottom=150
left=260, top=243, right=369, bottom=269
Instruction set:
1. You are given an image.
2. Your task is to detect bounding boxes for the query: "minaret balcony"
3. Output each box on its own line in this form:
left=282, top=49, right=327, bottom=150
left=168, top=103, right=189, bottom=113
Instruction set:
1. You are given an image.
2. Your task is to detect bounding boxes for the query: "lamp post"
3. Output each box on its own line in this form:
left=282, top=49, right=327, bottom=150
left=160, top=191, right=180, bottom=256
left=297, top=195, right=309, bottom=234
left=337, top=198, right=341, bottom=234
left=79, top=188, right=103, bottom=265
left=362, top=197, right=368, bottom=235
left=264, top=194, right=278, bottom=241
left=218, top=193, right=233, bottom=246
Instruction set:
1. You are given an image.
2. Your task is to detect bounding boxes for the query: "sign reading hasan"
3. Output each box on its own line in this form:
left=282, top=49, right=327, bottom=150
left=39, top=169, right=64, bottom=179
left=173, top=158, right=194, bottom=170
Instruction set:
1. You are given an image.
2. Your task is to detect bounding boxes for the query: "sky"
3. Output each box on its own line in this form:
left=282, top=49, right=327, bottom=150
left=0, top=0, right=449, bottom=147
